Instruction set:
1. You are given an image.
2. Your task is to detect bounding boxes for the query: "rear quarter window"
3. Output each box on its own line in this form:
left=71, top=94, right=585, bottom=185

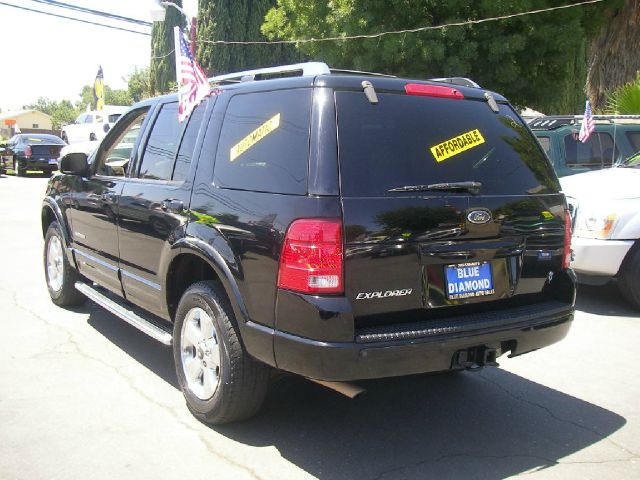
left=213, top=89, right=312, bottom=195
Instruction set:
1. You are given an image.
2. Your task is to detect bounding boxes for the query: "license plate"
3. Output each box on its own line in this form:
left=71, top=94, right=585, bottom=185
left=48, top=159, right=57, bottom=164
left=445, top=261, right=495, bottom=300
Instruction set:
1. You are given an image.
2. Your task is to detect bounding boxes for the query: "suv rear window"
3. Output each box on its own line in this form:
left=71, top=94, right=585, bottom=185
left=336, top=92, right=559, bottom=197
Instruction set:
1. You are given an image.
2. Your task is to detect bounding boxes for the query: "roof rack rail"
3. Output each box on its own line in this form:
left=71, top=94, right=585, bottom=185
left=429, top=77, right=481, bottom=88
left=329, top=68, right=396, bottom=78
left=209, top=62, right=330, bottom=84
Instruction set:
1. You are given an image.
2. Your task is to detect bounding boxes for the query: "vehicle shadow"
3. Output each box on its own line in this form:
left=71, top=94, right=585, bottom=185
left=85, top=302, right=179, bottom=388
left=576, top=283, right=637, bottom=317
left=86, top=306, right=626, bottom=480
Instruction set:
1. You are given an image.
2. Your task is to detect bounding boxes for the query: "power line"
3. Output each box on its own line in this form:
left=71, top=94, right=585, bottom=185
left=199, top=0, right=605, bottom=45
left=0, top=1, right=150, bottom=36
left=151, top=49, right=176, bottom=60
left=29, top=0, right=152, bottom=27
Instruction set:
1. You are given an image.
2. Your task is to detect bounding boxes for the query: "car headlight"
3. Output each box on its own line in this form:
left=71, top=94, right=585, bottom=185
left=574, top=209, right=618, bottom=239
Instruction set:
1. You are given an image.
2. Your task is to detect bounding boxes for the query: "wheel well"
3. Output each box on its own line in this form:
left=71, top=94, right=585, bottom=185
left=42, top=207, right=56, bottom=238
left=166, top=253, right=223, bottom=320
left=617, top=239, right=640, bottom=276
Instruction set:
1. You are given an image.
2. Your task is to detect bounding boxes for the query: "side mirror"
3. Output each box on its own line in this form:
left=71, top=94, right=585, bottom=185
left=60, top=152, right=89, bottom=176
left=103, top=123, right=111, bottom=133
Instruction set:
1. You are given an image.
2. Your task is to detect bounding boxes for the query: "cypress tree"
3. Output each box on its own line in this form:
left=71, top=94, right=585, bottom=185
left=150, top=0, right=185, bottom=95
left=196, top=0, right=298, bottom=76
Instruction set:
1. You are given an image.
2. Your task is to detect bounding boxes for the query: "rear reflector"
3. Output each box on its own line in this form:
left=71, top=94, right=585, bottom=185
left=563, top=208, right=572, bottom=269
left=405, top=83, right=464, bottom=99
left=278, top=219, right=343, bottom=294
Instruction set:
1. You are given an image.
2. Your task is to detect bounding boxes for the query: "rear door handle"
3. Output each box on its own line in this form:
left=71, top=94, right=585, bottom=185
left=161, top=199, right=184, bottom=214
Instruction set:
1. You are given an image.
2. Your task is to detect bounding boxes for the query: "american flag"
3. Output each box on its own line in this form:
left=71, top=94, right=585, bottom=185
left=174, top=26, right=210, bottom=122
left=578, top=100, right=595, bottom=143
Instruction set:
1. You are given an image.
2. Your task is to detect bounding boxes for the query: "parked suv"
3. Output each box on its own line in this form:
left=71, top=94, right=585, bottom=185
left=61, top=106, right=127, bottom=144
left=42, top=63, right=575, bottom=424
left=561, top=150, right=640, bottom=308
left=529, top=115, right=640, bottom=177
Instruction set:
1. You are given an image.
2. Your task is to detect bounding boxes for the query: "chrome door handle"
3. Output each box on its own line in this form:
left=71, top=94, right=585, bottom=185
left=161, top=199, right=184, bottom=214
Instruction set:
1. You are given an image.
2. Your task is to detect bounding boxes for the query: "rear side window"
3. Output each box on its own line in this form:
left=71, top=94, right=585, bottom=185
left=214, top=89, right=312, bottom=195
left=626, top=131, right=640, bottom=152
left=138, top=103, right=181, bottom=181
left=336, top=92, right=559, bottom=197
left=536, top=136, right=552, bottom=158
left=173, top=101, right=207, bottom=182
left=563, top=132, right=619, bottom=169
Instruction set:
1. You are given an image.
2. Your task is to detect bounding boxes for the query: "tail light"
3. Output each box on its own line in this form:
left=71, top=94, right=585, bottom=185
left=405, top=83, right=464, bottom=100
left=278, top=218, right=343, bottom=294
left=24, top=145, right=32, bottom=157
left=563, top=208, right=572, bottom=269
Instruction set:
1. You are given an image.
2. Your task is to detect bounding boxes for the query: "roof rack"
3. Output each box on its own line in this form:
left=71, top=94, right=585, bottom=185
left=207, top=61, right=482, bottom=90
left=329, top=68, right=396, bottom=78
left=429, top=77, right=481, bottom=88
left=209, top=62, right=330, bottom=84
left=529, top=114, right=640, bottom=130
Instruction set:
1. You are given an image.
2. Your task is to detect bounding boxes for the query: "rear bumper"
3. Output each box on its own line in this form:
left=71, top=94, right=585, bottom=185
left=244, top=300, right=574, bottom=381
left=19, top=157, right=58, bottom=170
left=571, top=236, right=633, bottom=278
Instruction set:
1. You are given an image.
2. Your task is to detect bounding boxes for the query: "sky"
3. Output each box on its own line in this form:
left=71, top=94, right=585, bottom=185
left=0, top=0, right=198, bottom=111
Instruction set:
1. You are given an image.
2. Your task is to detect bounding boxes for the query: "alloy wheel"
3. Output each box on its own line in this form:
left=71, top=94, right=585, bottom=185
left=180, top=307, right=221, bottom=400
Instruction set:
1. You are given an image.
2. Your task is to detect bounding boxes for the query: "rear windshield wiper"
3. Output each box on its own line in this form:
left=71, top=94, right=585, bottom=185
left=388, top=181, right=482, bottom=194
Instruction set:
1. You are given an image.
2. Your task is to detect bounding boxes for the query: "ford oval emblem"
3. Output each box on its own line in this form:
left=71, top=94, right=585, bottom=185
left=467, top=210, right=492, bottom=225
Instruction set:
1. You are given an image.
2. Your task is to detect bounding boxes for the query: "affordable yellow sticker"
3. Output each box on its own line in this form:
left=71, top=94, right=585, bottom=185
left=230, top=113, right=280, bottom=162
left=430, top=128, right=485, bottom=163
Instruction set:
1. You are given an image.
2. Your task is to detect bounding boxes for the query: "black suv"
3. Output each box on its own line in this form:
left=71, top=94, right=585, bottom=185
left=42, top=62, right=576, bottom=424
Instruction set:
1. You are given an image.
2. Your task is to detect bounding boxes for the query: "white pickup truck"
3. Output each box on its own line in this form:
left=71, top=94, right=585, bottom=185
left=561, top=151, right=640, bottom=308
left=61, top=106, right=127, bottom=144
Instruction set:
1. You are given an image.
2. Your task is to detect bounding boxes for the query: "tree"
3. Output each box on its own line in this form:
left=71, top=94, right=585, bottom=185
left=586, top=0, right=639, bottom=111
left=196, top=0, right=298, bottom=75
left=25, top=97, right=78, bottom=129
left=262, top=0, right=608, bottom=113
left=605, top=73, right=640, bottom=114
left=150, top=0, right=185, bottom=95
left=76, top=85, right=132, bottom=110
left=126, top=67, right=153, bottom=103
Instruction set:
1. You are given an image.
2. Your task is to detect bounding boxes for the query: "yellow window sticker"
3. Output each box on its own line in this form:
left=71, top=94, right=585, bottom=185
left=230, top=113, right=280, bottom=162
left=430, top=128, right=485, bottom=162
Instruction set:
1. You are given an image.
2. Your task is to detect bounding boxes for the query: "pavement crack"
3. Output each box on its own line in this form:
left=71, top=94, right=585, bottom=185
left=7, top=291, right=265, bottom=480
left=478, top=372, right=640, bottom=459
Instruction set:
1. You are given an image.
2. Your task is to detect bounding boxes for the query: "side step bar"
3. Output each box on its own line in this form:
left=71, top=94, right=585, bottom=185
left=75, top=282, right=173, bottom=346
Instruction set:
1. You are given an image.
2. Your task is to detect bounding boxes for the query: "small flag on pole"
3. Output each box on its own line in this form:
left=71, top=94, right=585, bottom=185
left=93, top=66, right=105, bottom=111
left=578, top=100, right=595, bottom=143
left=174, top=26, right=209, bottom=122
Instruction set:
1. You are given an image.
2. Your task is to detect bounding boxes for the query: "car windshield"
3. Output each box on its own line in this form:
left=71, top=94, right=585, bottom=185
left=620, top=151, right=640, bottom=168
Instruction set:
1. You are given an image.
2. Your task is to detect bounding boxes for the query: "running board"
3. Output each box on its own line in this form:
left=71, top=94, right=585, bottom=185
left=75, top=282, right=173, bottom=346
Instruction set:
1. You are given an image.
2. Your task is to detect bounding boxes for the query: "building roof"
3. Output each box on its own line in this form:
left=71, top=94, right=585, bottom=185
left=0, top=109, right=53, bottom=121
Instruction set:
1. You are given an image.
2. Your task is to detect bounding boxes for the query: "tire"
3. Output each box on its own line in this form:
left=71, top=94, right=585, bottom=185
left=173, top=281, right=270, bottom=424
left=44, top=221, right=86, bottom=307
left=61, top=133, right=68, bottom=144
left=617, top=246, right=640, bottom=309
left=13, top=158, right=24, bottom=176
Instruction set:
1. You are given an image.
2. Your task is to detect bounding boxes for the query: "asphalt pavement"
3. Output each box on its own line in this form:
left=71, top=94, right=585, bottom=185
left=0, top=173, right=638, bottom=480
